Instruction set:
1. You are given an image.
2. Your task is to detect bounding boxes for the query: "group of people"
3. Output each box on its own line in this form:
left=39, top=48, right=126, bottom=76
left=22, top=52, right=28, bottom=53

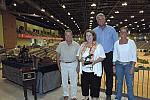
left=56, top=13, right=137, bottom=100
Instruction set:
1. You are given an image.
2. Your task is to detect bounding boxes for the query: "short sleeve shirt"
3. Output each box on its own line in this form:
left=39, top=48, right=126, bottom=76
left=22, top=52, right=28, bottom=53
left=56, top=41, right=80, bottom=62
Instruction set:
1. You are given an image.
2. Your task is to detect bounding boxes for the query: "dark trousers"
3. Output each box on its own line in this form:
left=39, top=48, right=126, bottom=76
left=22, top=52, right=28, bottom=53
left=102, top=51, right=113, bottom=95
left=81, top=71, right=102, bottom=98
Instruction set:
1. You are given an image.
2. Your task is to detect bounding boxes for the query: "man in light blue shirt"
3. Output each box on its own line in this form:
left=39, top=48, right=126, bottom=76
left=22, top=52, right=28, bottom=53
left=93, top=13, right=118, bottom=100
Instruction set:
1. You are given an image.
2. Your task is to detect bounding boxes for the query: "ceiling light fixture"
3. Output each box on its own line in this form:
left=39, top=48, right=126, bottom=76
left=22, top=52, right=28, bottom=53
left=107, top=19, right=110, bottom=22
left=122, top=2, right=127, bottom=6
left=139, top=10, right=144, bottom=13
left=124, top=19, right=128, bottom=21
left=90, top=16, right=94, bottom=19
left=131, top=16, right=134, bottom=18
left=91, top=3, right=96, bottom=7
left=90, top=20, right=93, bottom=22
left=51, top=15, right=54, bottom=18
left=41, top=8, right=45, bottom=12
left=134, top=22, right=137, bottom=24
left=115, top=11, right=119, bottom=13
left=91, top=11, right=95, bottom=14
left=129, top=24, right=132, bottom=26
left=141, top=19, right=144, bottom=21
left=142, top=24, right=145, bottom=26
left=110, top=16, right=114, bottom=19
left=68, top=12, right=70, bottom=15
left=13, top=3, right=16, bottom=6
left=62, top=5, right=66, bottom=8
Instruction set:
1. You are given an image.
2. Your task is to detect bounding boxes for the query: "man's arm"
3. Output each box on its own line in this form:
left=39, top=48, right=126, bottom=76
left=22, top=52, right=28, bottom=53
left=56, top=52, right=61, bottom=71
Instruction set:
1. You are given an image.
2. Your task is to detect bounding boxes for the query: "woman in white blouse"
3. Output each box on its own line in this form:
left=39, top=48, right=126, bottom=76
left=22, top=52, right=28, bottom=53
left=113, top=27, right=137, bottom=100
left=76, top=29, right=105, bottom=100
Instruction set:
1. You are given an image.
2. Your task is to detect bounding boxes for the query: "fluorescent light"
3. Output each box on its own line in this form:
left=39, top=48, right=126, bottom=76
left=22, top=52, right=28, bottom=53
left=110, top=16, right=114, bottom=19
left=131, top=16, right=134, bottom=18
left=51, top=15, right=54, bottom=18
left=91, top=11, right=95, bottom=14
left=90, top=20, right=93, bottom=22
left=68, top=12, right=70, bottom=15
left=139, top=10, right=144, bottom=13
left=62, top=5, right=66, bottom=8
left=13, top=3, right=16, bottom=6
left=124, top=19, right=128, bottom=21
left=115, top=11, right=119, bottom=13
left=41, top=8, right=45, bottom=12
left=141, top=19, right=144, bottom=21
left=90, top=16, right=94, bottom=19
left=91, top=3, right=96, bottom=7
left=122, top=2, right=127, bottom=6
left=134, top=22, right=137, bottom=24
left=107, top=19, right=110, bottom=22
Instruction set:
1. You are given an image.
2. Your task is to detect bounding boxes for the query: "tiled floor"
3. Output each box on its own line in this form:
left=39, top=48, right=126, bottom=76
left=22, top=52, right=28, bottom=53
left=0, top=68, right=128, bottom=100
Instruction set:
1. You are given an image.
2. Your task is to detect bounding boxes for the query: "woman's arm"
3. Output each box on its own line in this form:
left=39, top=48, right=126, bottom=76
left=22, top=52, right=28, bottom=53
left=92, top=57, right=104, bottom=66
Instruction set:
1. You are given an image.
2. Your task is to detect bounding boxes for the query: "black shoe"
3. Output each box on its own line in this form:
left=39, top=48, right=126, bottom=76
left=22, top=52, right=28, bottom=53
left=106, top=95, right=111, bottom=100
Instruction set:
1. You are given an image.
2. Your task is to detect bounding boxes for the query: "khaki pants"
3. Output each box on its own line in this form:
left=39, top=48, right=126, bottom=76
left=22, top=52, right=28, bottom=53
left=60, top=61, right=78, bottom=98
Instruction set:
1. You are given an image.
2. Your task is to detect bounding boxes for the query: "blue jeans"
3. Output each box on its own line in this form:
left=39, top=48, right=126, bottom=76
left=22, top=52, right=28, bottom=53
left=115, top=61, right=134, bottom=100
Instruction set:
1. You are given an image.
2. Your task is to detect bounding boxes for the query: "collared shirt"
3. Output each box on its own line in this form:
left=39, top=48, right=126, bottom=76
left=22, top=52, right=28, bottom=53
left=56, top=41, right=80, bottom=62
left=93, top=25, right=118, bottom=53
left=113, top=39, right=137, bottom=62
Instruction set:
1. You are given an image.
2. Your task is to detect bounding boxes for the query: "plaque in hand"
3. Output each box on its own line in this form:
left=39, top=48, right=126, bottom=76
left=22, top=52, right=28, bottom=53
left=84, top=61, right=92, bottom=65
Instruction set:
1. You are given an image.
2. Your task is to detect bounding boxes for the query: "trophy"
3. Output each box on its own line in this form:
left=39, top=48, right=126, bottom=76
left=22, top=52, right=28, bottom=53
left=83, top=54, right=93, bottom=65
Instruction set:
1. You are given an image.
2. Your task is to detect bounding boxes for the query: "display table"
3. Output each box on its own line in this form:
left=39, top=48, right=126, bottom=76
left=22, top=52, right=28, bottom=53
left=2, top=59, right=61, bottom=94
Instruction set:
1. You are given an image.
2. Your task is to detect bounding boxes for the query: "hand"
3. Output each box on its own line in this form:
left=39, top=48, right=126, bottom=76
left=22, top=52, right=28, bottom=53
left=92, top=61, right=96, bottom=66
left=58, top=65, right=61, bottom=71
left=79, top=58, right=84, bottom=62
left=113, top=64, right=116, bottom=74
left=76, top=66, right=80, bottom=73
left=130, top=67, right=134, bottom=74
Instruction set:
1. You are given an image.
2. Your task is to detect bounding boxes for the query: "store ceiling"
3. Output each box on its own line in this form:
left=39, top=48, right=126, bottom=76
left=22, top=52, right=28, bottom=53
left=4, top=0, right=150, bottom=34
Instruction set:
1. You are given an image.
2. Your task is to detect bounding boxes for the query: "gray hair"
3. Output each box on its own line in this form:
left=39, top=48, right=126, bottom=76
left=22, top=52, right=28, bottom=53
left=65, top=29, right=72, bottom=35
left=96, top=13, right=106, bottom=20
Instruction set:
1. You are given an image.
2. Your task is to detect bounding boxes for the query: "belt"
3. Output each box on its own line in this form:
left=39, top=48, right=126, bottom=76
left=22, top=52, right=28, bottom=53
left=61, top=60, right=76, bottom=63
left=116, top=61, right=131, bottom=65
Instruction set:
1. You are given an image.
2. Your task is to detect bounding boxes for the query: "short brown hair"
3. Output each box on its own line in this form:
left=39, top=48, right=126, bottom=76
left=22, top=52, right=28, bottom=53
left=120, top=27, right=129, bottom=33
left=83, top=29, right=96, bottom=41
